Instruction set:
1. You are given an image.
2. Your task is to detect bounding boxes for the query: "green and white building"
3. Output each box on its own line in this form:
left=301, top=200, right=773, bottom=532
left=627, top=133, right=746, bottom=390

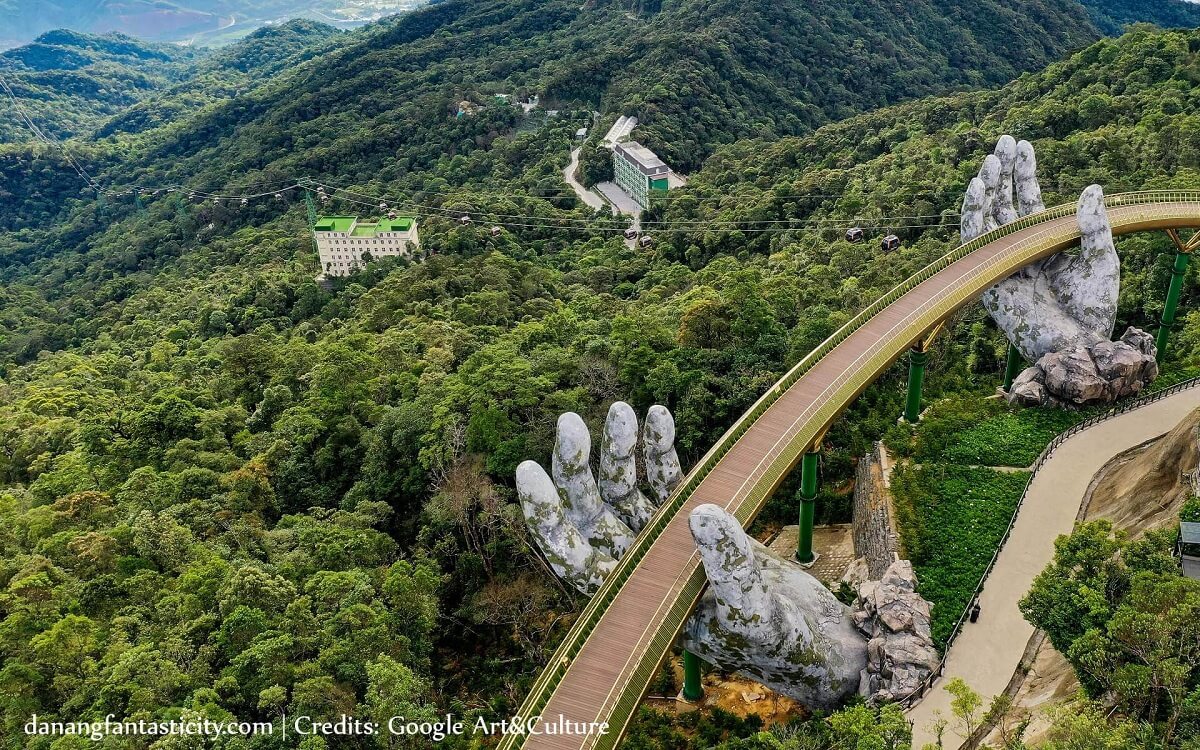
left=612, top=141, right=673, bottom=210
left=313, top=215, right=420, bottom=277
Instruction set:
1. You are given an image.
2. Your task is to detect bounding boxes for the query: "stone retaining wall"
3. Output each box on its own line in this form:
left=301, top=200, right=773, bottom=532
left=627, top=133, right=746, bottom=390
left=853, top=442, right=899, bottom=579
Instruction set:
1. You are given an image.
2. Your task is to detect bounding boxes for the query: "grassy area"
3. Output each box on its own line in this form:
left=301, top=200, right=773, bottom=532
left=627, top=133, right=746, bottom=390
left=890, top=463, right=1028, bottom=648
left=882, top=363, right=1200, bottom=651
left=895, top=364, right=1200, bottom=468
left=909, top=400, right=1096, bottom=467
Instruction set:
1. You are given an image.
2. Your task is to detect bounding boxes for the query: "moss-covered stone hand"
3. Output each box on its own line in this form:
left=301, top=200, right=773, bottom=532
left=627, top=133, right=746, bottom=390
left=517, top=403, right=938, bottom=708
left=962, top=135, right=1157, bottom=405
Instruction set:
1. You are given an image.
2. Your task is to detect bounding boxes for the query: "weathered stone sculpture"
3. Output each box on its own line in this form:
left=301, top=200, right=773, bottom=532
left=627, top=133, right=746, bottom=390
left=643, top=404, right=682, bottom=502
left=963, top=136, right=1158, bottom=405
left=685, top=503, right=866, bottom=708
left=518, top=403, right=938, bottom=707
left=599, top=402, right=660, bottom=531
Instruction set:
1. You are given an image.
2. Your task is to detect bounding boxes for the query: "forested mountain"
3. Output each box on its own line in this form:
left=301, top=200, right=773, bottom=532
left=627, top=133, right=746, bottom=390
left=0, top=22, right=341, bottom=144
left=116, top=0, right=1110, bottom=177
left=0, top=31, right=199, bottom=142
left=3, top=9, right=1200, bottom=742
left=0, top=0, right=1120, bottom=237
left=0, top=0, right=419, bottom=50
left=1079, top=0, right=1200, bottom=34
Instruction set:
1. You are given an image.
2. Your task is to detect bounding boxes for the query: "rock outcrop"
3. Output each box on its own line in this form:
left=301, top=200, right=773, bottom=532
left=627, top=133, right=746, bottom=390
left=1008, top=328, right=1159, bottom=407
left=963, top=136, right=1157, bottom=406
left=850, top=560, right=940, bottom=705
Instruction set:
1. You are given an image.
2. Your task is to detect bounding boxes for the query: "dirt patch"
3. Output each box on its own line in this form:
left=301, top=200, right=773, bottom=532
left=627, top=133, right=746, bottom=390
left=643, top=657, right=808, bottom=726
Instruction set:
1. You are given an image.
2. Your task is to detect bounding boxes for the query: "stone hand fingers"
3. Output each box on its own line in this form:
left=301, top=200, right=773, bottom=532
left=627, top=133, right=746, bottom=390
left=517, top=460, right=616, bottom=595
left=1039, top=185, right=1119, bottom=338
left=599, top=401, right=657, bottom=531
left=552, top=412, right=634, bottom=563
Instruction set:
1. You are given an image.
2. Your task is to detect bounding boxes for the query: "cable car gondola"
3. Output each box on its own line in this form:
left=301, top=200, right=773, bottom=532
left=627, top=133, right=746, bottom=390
left=881, top=234, right=901, bottom=253
left=459, top=215, right=473, bottom=226
left=638, top=235, right=654, bottom=248
left=623, top=228, right=638, bottom=240
left=490, top=226, right=502, bottom=237
left=845, top=227, right=865, bottom=243
left=240, top=198, right=249, bottom=206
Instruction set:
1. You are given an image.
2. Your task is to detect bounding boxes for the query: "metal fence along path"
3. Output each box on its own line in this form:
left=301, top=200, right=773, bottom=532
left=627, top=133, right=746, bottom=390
left=897, top=373, right=1200, bottom=709
left=502, top=193, right=1200, bottom=750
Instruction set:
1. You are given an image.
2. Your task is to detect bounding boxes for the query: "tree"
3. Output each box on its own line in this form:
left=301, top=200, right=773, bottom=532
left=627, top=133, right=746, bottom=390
left=364, top=656, right=436, bottom=749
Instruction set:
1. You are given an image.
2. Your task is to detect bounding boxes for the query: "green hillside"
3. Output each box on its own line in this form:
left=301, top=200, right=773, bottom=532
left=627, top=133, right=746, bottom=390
left=2, top=16, right=1200, bottom=744
left=1079, top=0, right=1200, bottom=34
left=0, top=30, right=199, bottom=142
left=0, top=21, right=341, bottom=144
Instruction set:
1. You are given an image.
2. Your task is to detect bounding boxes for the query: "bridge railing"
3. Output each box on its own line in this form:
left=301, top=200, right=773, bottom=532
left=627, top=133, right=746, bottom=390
left=501, top=191, right=1200, bottom=747
left=896, top=373, right=1200, bottom=709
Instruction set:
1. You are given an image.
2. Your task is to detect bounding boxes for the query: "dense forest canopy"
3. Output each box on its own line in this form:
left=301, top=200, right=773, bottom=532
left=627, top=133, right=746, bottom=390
left=3, top=0, right=1105, bottom=181
left=2, top=0, right=1200, bottom=744
left=1079, top=0, right=1200, bottom=34
left=0, top=30, right=199, bottom=143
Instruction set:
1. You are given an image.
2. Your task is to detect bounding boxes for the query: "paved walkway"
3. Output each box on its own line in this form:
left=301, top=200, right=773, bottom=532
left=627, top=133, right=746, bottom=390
left=907, top=386, right=1200, bottom=749
left=562, top=147, right=606, bottom=211
left=767, top=524, right=856, bottom=586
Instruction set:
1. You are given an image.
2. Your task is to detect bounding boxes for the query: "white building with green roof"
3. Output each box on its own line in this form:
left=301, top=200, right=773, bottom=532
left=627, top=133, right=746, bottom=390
left=313, top=215, right=420, bottom=277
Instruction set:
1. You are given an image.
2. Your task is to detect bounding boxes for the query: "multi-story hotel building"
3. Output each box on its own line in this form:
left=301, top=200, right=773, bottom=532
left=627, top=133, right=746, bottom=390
left=612, top=141, right=673, bottom=210
left=313, top=215, right=420, bottom=277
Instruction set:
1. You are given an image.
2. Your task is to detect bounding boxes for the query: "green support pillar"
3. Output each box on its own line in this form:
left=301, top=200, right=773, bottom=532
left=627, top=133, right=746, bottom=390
left=1002, top=342, right=1023, bottom=392
left=796, top=449, right=820, bottom=564
left=904, top=347, right=929, bottom=423
left=682, top=650, right=704, bottom=701
left=1156, top=250, right=1190, bottom=357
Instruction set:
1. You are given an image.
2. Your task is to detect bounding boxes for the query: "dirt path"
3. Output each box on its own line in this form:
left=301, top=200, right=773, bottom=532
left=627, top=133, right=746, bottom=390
left=907, top=385, right=1200, bottom=749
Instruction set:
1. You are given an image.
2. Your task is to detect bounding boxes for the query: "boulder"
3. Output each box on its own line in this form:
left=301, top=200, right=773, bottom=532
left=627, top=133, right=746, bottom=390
left=1041, top=347, right=1111, bottom=404
left=1008, top=366, right=1048, bottom=407
left=850, top=560, right=940, bottom=705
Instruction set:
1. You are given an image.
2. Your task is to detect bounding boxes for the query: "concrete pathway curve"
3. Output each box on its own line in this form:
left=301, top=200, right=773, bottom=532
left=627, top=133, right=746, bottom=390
left=562, top=147, right=606, bottom=211
left=907, top=385, right=1200, bottom=749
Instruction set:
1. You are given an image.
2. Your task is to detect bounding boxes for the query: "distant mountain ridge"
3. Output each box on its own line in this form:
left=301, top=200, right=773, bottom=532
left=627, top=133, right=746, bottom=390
left=1078, top=0, right=1200, bottom=33
left=0, top=0, right=422, bottom=49
left=0, top=21, right=340, bottom=143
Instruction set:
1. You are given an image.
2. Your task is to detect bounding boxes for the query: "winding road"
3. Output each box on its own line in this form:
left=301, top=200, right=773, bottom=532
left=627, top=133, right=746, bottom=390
left=502, top=193, right=1200, bottom=750
left=563, top=147, right=606, bottom=211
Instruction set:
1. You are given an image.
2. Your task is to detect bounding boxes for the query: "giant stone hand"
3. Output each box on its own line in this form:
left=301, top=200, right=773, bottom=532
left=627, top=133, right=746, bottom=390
left=518, top=403, right=938, bottom=707
left=963, top=136, right=1158, bottom=405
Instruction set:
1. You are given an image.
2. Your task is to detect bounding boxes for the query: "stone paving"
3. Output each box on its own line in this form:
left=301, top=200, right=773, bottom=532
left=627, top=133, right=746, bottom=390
left=767, top=523, right=856, bottom=587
